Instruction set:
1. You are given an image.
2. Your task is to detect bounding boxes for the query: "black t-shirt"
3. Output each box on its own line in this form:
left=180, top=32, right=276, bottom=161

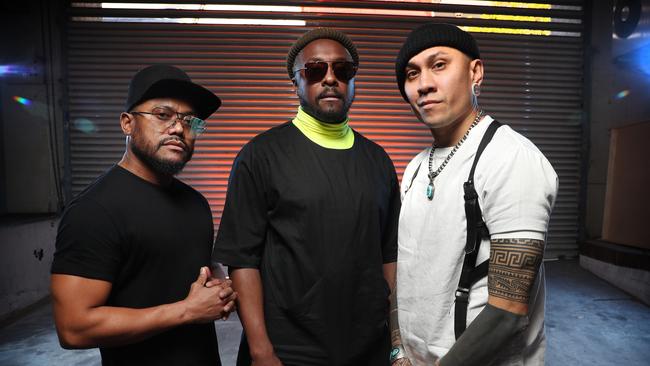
left=213, top=122, right=400, bottom=366
left=51, top=165, right=220, bottom=366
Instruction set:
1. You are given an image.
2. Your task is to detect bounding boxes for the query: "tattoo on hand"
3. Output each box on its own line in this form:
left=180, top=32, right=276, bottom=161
left=488, top=238, right=544, bottom=304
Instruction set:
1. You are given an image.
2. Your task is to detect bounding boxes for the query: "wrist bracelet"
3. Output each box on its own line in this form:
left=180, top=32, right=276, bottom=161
left=390, top=345, right=406, bottom=362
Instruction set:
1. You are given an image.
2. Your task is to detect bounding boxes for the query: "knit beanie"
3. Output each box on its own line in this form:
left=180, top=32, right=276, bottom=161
left=286, top=28, right=359, bottom=80
left=395, top=23, right=480, bottom=101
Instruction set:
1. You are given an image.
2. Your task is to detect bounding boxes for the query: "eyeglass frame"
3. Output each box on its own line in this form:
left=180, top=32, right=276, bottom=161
left=128, top=106, right=207, bottom=136
left=292, top=60, right=358, bottom=84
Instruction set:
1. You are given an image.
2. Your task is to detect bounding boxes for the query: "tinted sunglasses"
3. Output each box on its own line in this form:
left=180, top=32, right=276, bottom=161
left=294, top=61, right=358, bottom=83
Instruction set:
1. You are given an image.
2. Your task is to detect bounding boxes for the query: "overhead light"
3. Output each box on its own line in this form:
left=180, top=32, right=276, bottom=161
left=370, top=0, right=580, bottom=11
left=71, top=16, right=306, bottom=26
left=461, top=26, right=580, bottom=37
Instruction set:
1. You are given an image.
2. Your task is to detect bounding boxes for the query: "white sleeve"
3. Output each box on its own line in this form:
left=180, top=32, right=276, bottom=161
left=491, top=231, right=545, bottom=241
left=478, top=134, right=559, bottom=237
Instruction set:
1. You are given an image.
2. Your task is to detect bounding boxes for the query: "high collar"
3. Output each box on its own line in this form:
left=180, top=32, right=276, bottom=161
left=291, top=106, right=354, bottom=149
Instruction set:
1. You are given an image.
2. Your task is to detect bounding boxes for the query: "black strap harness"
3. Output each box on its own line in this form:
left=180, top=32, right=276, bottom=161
left=402, top=120, right=502, bottom=339
left=454, top=120, right=502, bottom=339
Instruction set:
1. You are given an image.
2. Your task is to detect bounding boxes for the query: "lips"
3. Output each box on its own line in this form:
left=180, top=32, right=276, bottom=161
left=318, top=90, right=343, bottom=101
left=418, top=99, right=442, bottom=107
left=160, top=138, right=186, bottom=152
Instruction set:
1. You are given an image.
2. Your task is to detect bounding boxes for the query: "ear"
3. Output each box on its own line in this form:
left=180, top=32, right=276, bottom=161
left=120, top=112, right=135, bottom=136
left=291, top=77, right=302, bottom=98
left=469, top=58, right=484, bottom=86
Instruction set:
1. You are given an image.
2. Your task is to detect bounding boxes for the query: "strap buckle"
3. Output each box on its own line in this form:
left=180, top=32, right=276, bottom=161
left=455, top=287, right=470, bottom=302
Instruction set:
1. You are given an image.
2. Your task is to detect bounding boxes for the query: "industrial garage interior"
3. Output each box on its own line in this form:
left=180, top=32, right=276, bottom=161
left=0, top=1, right=648, bottom=365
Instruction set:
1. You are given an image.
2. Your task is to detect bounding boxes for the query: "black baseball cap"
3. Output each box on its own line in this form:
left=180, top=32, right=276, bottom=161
left=125, top=64, right=221, bottom=120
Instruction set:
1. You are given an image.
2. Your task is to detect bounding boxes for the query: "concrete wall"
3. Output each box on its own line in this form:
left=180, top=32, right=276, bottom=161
left=0, top=1, right=66, bottom=320
left=585, top=0, right=650, bottom=239
left=580, top=255, right=650, bottom=306
left=0, top=218, right=59, bottom=320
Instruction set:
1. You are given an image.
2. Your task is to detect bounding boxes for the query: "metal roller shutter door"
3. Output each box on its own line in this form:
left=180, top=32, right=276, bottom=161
left=66, top=1, right=583, bottom=258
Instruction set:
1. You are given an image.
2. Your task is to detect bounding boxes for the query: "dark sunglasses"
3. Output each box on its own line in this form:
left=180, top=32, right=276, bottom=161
left=294, top=61, right=358, bottom=83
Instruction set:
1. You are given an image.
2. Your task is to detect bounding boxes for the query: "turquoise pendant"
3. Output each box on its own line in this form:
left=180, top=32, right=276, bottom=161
left=426, top=183, right=434, bottom=200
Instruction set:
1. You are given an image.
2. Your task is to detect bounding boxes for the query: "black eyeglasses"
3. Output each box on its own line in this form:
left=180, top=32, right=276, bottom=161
left=293, top=61, right=358, bottom=84
left=130, top=106, right=206, bottom=136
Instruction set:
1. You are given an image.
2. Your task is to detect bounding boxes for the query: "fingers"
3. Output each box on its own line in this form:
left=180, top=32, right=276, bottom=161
left=223, top=298, right=237, bottom=312
left=218, top=284, right=235, bottom=300
left=221, top=301, right=235, bottom=320
left=204, top=278, right=223, bottom=288
left=219, top=297, right=238, bottom=321
left=206, top=278, right=231, bottom=289
left=195, top=266, right=208, bottom=286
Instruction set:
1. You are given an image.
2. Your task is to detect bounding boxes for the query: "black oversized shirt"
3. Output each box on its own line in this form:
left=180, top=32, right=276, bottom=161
left=213, top=122, right=400, bottom=365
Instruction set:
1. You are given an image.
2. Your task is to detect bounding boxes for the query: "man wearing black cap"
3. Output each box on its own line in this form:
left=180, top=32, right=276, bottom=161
left=213, top=28, right=400, bottom=366
left=51, top=64, right=236, bottom=365
left=390, top=24, right=558, bottom=366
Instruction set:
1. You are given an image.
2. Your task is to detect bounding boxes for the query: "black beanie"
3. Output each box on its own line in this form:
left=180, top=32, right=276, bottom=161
left=395, top=23, right=480, bottom=102
left=286, top=27, right=359, bottom=80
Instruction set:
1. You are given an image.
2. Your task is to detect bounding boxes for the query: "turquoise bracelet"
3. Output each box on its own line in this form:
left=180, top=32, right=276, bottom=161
left=390, top=346, right=406, bottom=362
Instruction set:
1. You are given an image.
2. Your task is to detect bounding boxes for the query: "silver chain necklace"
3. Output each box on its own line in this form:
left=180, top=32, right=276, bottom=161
left=426, top=110, right=484, bottom=200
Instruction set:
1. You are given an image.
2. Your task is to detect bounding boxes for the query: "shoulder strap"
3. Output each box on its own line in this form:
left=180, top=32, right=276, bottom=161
left=454, top=120, right=502, bottom=340
left=463, top=120, right=501, bottom=253
left=467, top=120, right=502, bottom=184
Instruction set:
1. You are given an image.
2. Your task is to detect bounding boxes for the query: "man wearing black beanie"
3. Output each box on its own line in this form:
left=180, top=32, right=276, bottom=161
left=214, top=27, right=399, bottom=366
left=390, top=23, right=558, bottom=366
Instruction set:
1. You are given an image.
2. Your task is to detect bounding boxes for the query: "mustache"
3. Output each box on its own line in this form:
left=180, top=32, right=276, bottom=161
left=317, top=88, right=343, bottom=100
left=158, top=137, right=187, bottom=150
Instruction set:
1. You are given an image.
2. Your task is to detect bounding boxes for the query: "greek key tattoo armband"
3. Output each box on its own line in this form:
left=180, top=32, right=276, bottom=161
left=488, top=238, right=544, bottom=303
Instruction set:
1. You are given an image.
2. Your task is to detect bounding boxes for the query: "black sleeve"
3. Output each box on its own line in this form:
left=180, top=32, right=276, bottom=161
left=212, top=142, right=269, bottom=268
left=51, top=198, right=123, bottom=282
left=381, top=154, right=401, bottom=264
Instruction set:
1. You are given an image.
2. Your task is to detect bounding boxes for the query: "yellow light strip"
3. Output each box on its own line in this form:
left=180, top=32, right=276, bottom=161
left=370, top=0, right=581, bottom=11
left=480, top=14, right=552, bottom=22
left=442, top=0, right=552, bottom=9
left=460, top=25, right=580, bottom=37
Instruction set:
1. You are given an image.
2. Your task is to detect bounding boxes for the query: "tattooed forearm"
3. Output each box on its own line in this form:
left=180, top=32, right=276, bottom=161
left=488, top=238, right=544, bottom=304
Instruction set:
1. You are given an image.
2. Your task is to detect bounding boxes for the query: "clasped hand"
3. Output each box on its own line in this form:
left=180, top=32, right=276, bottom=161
left=184, top=266, right=238, bottom=323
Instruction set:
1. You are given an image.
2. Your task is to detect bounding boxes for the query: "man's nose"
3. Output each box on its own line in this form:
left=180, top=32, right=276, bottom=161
left=322, top=63, right=338, bottom=86
left=418, top=70, right=436, bottom=95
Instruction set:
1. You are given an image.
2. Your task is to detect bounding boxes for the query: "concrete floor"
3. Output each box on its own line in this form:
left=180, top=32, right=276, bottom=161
left=0, top=260, right=648, bottom=365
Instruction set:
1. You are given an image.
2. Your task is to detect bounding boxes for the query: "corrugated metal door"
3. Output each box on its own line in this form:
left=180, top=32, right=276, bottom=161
left=66, top=1, right=584, bottom=258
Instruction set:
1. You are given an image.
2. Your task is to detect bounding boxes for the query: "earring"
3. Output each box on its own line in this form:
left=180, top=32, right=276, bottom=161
left=471, top=83, right=481, bottom=97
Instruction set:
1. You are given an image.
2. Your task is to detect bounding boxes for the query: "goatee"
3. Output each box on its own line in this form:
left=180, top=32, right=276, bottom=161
left=299, top=89, right=353, bottom=124
left=130, top=137, right=192, bottom=176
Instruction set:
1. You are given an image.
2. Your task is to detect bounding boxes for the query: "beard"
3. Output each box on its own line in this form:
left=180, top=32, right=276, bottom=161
left=129, top=135, right=193, bottom=176
left=299, top=87, right=354, bottom=124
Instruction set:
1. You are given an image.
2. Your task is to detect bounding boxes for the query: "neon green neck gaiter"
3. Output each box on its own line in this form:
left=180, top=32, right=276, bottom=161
left=292, top=106, right=354, bottom=150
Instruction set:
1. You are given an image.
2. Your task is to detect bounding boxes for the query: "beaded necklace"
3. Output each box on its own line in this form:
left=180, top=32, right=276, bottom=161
left=426, top=110, right=484, bottom=200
